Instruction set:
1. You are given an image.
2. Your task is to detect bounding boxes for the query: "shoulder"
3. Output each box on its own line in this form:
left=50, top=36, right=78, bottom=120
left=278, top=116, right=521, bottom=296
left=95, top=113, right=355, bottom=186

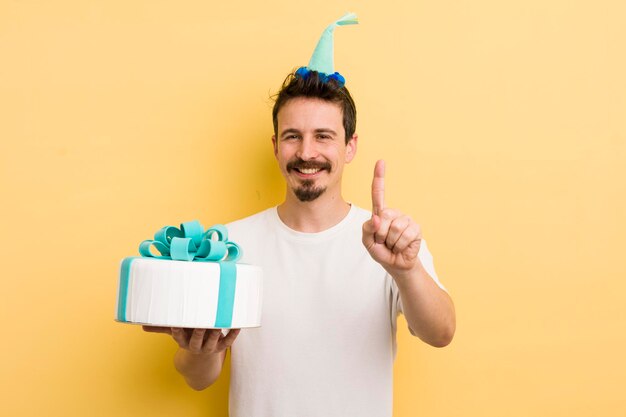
left=348, top=204, right=372, bottom=225
left=226, top=207, right=276, bottom=238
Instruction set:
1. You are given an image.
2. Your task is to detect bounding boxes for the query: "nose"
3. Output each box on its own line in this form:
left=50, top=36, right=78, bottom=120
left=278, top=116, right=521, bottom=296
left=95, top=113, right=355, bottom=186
left=296, top=136, right=319, bottom=160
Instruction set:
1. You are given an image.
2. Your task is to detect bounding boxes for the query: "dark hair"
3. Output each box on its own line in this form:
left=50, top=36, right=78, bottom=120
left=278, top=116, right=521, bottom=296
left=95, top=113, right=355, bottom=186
left=272, top=70, right=357, bottom=144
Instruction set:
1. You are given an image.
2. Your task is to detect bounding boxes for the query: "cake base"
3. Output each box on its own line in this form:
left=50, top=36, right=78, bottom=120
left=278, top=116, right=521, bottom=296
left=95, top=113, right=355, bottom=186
left=116, top=257, right=263, bottom=329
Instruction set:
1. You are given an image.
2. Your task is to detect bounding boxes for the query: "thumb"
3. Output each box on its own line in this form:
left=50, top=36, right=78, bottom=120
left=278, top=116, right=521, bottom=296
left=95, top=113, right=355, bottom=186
left=362, top=214, right=381, bottom=248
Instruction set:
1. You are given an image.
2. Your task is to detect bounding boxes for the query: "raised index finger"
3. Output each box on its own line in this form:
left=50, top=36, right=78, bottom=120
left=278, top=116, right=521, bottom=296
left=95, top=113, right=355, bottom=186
left=371, top=159, right=385, bottom=215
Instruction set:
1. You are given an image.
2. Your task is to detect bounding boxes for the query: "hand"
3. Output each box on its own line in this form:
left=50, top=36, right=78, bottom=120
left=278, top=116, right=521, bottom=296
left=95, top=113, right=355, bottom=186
left=362, top=160, right=423, bottom=278
left=143, top=326, right=240, bottom=355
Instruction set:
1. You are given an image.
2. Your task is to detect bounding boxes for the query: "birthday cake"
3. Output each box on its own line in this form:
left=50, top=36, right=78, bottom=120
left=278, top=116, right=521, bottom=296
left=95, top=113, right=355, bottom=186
left=115, top=221, right=263, bottom=329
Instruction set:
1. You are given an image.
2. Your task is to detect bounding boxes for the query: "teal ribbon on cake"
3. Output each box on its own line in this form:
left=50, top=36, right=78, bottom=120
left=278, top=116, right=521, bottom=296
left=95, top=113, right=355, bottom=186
left=138, top=221, right=241, bottom=263
left=118, top=221, right=241, bottom=328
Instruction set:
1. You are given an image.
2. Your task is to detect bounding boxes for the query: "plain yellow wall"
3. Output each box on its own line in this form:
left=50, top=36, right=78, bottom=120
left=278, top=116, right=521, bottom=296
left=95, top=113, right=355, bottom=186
left=1, top=1, right=625, bottom=416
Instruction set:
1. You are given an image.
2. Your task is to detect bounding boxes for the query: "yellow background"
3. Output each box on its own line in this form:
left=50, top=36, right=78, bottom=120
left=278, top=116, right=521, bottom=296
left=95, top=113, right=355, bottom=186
left=1, top=1, right=625, bottom=416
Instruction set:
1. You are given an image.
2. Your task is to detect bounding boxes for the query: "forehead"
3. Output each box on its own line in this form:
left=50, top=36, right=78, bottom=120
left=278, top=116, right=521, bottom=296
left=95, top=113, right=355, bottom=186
left=277, top=97, right=343, bottom=132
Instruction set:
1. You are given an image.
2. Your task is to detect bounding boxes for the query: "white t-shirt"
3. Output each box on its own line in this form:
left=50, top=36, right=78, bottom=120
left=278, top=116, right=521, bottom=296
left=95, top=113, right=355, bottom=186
left=226, top=205, right=444, bottom=417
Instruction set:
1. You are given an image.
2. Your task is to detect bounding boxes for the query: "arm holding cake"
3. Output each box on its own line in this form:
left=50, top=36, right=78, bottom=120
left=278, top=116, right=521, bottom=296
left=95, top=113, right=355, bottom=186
left=143, top=326, right=240, bottom=390
left=362, top=160, right=456, bottom=347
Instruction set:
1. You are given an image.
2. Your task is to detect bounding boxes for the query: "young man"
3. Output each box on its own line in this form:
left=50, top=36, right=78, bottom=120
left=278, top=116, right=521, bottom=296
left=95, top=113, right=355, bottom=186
left=145, top=69, right=455, bottom=416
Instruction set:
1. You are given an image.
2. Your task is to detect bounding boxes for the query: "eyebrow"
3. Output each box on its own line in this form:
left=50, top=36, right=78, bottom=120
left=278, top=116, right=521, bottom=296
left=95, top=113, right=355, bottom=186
left=279, top=128, right=338, bottom=138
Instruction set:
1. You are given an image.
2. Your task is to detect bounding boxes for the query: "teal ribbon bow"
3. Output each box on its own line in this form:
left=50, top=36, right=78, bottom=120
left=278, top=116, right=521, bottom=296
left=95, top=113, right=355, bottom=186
left=123, top=220, right=242, bottom=328
left=138, top=221, right=241, bottom=263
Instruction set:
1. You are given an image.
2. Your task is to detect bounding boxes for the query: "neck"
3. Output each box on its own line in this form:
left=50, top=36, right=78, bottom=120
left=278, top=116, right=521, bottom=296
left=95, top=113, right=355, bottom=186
left=277, top=189, right=351, bottom=233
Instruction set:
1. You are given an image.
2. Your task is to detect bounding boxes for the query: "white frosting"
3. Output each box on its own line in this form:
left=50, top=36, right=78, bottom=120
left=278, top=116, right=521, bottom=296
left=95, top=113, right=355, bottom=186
left=117, top=258, right=263, bottom=328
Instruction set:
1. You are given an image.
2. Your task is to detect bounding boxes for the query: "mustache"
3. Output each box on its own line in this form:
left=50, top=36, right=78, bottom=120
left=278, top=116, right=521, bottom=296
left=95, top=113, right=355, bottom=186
left=286, top=159, right=332, bottom=172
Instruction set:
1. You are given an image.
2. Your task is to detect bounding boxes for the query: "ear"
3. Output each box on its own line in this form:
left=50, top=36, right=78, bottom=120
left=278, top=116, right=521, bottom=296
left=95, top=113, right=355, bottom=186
left=272, top=135, right=278, bottom=159
left=344, top=133, right=358, bottom=164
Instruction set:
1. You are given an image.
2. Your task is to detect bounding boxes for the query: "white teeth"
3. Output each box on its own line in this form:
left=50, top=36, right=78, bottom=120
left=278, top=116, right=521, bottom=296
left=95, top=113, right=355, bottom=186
left=299, top=168, right=320, bottom=174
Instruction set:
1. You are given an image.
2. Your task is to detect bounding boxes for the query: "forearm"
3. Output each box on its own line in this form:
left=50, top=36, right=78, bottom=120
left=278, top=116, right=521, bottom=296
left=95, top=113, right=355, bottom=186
left=393, top=263, right=456, bottom=347
left=174, top=348, right=226, bottom=390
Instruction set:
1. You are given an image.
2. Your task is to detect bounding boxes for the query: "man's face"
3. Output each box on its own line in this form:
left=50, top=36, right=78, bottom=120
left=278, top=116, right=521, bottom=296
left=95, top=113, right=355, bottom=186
left=272, top=97, right=357, bottom=202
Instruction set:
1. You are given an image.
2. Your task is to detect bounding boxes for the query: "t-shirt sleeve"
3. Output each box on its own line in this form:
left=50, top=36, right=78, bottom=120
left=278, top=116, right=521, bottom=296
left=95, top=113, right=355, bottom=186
left=417, top=239, right=447, bottom=292
left=392, top=238, right=447, bottom=318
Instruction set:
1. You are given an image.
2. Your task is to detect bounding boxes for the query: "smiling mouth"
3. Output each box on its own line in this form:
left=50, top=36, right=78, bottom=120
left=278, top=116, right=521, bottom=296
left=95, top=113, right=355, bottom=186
left=295, top=167, right=322, bottom=175
left=287, top=159, right=331, bottom=176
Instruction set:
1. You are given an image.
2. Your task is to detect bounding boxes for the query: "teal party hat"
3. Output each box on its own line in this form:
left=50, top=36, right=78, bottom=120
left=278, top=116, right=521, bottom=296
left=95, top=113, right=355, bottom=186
left=296, top=12, right=358, bottom=86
